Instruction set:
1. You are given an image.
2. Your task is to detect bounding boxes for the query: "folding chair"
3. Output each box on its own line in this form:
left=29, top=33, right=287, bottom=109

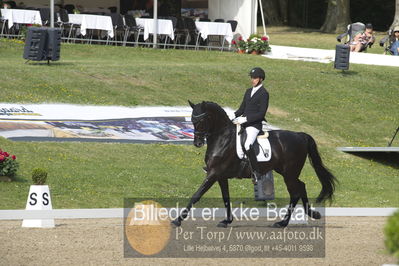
left=123, top=14, right=143, bottom=46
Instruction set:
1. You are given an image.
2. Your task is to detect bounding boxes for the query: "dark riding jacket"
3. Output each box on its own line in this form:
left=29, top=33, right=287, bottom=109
left=234, top=85, right=269, bottom=131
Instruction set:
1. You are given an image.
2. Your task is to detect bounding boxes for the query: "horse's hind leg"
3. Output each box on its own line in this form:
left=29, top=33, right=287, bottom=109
left=272, top=175, right=301, bottom=228
left=273, top=194, right=300, bottom=228
left=300, top=181, right=321, bottom=219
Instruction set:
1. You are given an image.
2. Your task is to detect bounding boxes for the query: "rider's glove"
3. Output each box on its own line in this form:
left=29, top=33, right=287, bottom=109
left=233, top=116, right=247, bottom=124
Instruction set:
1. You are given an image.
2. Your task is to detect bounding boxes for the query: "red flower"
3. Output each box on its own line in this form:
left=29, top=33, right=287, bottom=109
left=12, top=155, right=16, bottom=160
left=4, top=152, right=9, bottom=157
left=261, top=36, right=268, bottom=41
left=0, top=155, right=4, bottom=162
left=238, top=36, right=243, bottom=41
left=232, top=40, right=236, bottom=45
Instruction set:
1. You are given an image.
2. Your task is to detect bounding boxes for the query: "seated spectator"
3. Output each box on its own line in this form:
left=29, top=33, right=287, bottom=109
left=350, top=23, right=375, bottom=52
left=2, top=2, right=11, bottom=8
left=390, top=26, right=399, bottom=56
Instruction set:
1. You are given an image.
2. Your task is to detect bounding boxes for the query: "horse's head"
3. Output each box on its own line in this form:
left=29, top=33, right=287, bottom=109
left=189, top=100, right=234, bottom=148
left=189, top=100, right=208, bottom=147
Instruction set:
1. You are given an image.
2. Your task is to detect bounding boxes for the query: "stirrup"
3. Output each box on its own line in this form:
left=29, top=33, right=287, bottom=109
left=252, top=171, right=260, bottom=185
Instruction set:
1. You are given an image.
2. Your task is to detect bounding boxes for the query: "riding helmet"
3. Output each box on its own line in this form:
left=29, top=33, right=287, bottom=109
left=249, top=67, right=266, bottom=80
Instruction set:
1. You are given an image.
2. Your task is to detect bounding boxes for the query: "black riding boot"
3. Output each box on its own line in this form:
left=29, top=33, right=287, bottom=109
left=247, top=145, right=261, bottom=184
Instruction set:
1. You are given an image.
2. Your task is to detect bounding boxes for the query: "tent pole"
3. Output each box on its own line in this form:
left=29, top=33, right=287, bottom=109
left=258, top=0, right=266, bottom=35
left=153, top=0, right=158, bottom=48
left=50, top=0, right=54, bottom=28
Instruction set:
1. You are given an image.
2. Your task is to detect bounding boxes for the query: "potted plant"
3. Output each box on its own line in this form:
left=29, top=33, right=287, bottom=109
left=232, top=35, right=247, bottom=53
left=0, top=149, right=19, bottom=182
left=247, top=34, right=271, bottom=55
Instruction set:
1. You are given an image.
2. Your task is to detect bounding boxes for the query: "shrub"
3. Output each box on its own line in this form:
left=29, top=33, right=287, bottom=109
left=385, top=210, right=399, bottom=262
left=32, top=168, right=48, bottom=185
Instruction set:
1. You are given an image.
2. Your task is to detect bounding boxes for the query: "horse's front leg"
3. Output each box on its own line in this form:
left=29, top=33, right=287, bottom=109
left=172, top=173, right=217, bottom=227
left=217, top=178, right=233, bottom=228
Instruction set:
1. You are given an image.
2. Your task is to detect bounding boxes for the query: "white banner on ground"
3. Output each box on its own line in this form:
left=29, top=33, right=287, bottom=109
left=0, top=104, right=236, bottom=143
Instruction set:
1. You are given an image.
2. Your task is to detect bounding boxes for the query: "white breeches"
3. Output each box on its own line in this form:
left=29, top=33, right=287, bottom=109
left=244, top=126, right=260, bottom=151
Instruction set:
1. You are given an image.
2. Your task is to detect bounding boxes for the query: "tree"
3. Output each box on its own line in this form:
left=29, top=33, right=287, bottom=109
left=391, top=0, right=399, bottom=29
left=320, top=0, right=351, bottom=33
left=262, top=0, right=285, bottom=25
left=261, top=0, right=305, bottom=27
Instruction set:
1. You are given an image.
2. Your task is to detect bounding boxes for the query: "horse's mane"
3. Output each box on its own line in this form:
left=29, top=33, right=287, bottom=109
left=203, top=101, right=232, bottom=123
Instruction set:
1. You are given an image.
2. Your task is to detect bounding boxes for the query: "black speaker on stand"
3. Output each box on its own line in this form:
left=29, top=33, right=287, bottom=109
left=334, top=44, right=350, bottom=70
left=46, top=28, right=62, bottom=61
left=23, top=27, right=61, bottom=64
left=23, top=27, right=47, bottom=61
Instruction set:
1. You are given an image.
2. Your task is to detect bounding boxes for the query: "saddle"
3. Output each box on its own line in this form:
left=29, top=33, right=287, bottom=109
left=236, top=124, right=272, bottom=162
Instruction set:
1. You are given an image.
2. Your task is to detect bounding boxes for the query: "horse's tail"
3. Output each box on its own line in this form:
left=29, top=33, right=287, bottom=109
left=306, top=134, right=337, bottom=203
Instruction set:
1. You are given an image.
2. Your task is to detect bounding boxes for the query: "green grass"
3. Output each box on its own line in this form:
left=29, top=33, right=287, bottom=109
left=0, top=29, right=398, bottom=209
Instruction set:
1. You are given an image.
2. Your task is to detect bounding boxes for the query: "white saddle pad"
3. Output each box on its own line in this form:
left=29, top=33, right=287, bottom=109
left=236, top=124, right=272, bottom=162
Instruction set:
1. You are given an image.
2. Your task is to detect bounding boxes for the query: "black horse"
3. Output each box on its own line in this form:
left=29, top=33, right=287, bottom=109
left=172, top=101, right=337, bottom=228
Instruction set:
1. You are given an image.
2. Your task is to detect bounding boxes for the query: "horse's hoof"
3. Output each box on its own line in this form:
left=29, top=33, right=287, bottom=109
left=217, top=219, right=232, bottom=228
left=272, top=221, right=287, bottom=228
left=171, top=219, right=181, bottom=227
left=217, top=222, right=228, bottom=228
left=311, top=211, right=322, bottom=220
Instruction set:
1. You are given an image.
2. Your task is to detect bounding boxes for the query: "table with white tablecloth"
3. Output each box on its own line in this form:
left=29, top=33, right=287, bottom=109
left=1, top=9, right=42, bottom=28
left=68, top=14, right=114, bottom=38
left=135, top=18, right=174, bottom=41
left=195, top=21, right=233, bottom=43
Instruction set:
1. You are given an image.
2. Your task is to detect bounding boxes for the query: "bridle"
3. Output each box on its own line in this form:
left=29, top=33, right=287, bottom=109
left=191, top=111, right=210, bottom=139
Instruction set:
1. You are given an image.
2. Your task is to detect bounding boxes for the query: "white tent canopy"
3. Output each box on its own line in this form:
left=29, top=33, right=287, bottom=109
left=209, top=0, right=258, bottom=39
left=20, top=0, right=261, bottom=39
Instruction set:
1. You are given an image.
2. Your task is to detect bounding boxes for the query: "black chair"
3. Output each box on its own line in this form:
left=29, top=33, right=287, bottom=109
left=173, top=17, right=186, bottom=48
left=123, top=14, right=142, bottom=46
left=210, top=19, right=228, bottom=49
left=108, top=6, right=117, bottom=14
left=39, top=8, right=50, bottom=26
left=64, top=4, right=75, bottom=14
left=182, top=17, right=200, bottom=49
left=199, top=18, right=211, bottom=22
left=58, top=8, right=69, bottom=23
left=56, top=8, right=70, bottom=39
left=227, top=20, right=238, bottom=32
left=160, top=16, right=177, bottom=48
left=168, top=16, right=177, bottom=29
left=109, top=13, right=125, bottom=45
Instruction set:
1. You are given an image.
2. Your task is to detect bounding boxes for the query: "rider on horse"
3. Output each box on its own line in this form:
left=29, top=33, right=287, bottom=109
left=232, top=67, right=269, bottom=184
